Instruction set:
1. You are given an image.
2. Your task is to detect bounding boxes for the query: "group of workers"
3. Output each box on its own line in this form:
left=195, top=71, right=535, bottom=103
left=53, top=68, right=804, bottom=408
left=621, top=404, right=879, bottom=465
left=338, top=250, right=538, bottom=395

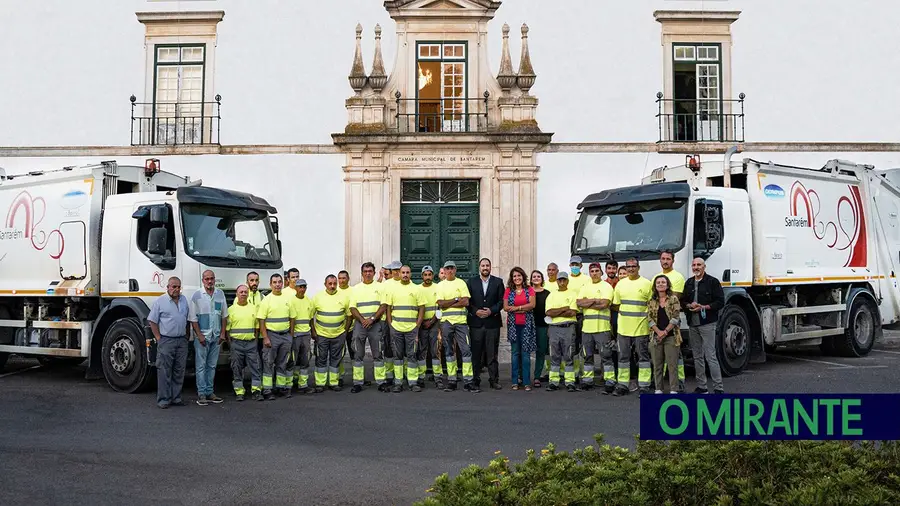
left=149, top=252, right=726, bottom=408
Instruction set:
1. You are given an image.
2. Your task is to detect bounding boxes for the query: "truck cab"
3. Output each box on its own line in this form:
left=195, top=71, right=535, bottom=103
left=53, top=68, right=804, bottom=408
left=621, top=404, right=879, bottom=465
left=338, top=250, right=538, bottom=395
left=0, top=161, right=282, bottom=393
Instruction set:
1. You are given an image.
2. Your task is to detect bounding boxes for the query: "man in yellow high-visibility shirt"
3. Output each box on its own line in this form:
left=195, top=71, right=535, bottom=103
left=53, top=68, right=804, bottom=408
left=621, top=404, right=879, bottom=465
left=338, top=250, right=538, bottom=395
left=227, top=284, right=263, bottom=401
left=290, top=278, right=314, bottom=395
left=567, top=256, right=588, bottom=384
left=545, top=271, right=579, bottom=392
left=381, top=260, right=403, bottom=385
left=612, top=257, right=653, bottom=396
left=655, top=250, right=686, bottom=392
left=257, top=273, right=296, bottom=400
left=337, top=269, right=354, bottom=386
left=386, top=265, right=426, bottom=392
left=350, top=262, right=388, bottom=393
left=436, top=260, right=474, bottom=392
left=312, top=274, right=350, bottom=393
left=538, top=262, right=560, bottom=382
left=576, top=263, right=615, bottom=393
left=416, top=265, right=442, bottom=389
left=246, top=271, right=266, bottom=365
left=283, top=268, right=300, bottom=297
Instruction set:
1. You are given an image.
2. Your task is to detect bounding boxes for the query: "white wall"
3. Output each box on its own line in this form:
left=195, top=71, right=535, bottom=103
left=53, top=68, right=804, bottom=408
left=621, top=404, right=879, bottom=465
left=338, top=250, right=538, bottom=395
left=1, top=0, right=898, bottom=146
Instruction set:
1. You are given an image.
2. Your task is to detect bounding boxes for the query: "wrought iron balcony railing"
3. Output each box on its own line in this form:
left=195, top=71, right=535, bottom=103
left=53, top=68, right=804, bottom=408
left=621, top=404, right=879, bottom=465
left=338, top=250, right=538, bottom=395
left=394, top=91, right=489, bottom=133
left=656, top=93, right=745, bottom=143
left=130, top=95, right=221, bottom=146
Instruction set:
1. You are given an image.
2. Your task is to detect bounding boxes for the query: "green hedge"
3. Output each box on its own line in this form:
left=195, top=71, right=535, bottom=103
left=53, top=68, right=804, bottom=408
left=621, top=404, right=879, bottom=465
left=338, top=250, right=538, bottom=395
left=417, top=436, right=900, bottom=506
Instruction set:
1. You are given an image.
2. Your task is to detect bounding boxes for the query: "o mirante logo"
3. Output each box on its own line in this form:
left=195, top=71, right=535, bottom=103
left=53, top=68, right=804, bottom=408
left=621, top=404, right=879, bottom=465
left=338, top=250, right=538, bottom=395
left=639, top=394, right=900, bottom=440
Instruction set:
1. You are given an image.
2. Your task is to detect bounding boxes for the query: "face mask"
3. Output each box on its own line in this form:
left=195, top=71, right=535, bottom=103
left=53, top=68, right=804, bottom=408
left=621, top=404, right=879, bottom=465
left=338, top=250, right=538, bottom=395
left=571, top=266, right=581, bottom=275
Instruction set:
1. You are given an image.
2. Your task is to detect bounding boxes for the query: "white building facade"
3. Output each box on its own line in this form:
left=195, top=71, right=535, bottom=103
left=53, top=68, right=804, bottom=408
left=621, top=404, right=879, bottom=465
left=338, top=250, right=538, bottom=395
left=2, top=0, right=900, bottom=287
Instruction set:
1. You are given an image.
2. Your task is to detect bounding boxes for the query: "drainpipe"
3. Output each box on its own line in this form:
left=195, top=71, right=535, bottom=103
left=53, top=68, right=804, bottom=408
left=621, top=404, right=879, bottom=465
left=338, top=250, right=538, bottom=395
left=723, top=145, right=740, bottom=188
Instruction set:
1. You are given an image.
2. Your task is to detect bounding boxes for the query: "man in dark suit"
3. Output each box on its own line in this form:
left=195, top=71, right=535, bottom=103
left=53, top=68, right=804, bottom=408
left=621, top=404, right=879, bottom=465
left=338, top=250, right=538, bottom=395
left=467, top=257, right=505, bottom=391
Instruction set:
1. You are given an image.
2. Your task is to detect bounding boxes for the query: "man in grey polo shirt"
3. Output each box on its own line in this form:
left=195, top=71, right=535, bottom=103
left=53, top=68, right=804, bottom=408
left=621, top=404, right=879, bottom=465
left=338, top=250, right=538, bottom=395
left=148, top=277, right=192, bottom=409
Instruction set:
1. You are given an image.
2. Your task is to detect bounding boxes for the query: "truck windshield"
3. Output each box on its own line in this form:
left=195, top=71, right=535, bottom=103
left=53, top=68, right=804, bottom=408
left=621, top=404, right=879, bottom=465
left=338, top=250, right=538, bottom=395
left=573, top=199, right=687, bottom=256
left=181, top=204, right=281, bottom=267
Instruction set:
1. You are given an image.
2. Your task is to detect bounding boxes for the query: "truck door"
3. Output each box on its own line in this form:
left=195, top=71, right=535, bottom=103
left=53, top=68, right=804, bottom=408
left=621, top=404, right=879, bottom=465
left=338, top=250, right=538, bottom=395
left=130, top=203, right=181, bottom=295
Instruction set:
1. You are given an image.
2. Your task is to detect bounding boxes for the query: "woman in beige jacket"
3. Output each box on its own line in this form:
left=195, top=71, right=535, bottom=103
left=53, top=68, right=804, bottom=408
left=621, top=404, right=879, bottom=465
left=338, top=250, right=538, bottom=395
left=647, top=275, right=682, bottom=394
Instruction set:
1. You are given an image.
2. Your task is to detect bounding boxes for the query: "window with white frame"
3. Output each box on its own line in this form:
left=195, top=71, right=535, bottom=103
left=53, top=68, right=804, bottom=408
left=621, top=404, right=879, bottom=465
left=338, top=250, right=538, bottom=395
left=401, top=180, right=479, bottom=204
left=671, top=43, right=722, bottom=142
left=415, top=42, right=467, bottom=132
left=154, top=45, right=206, bottom=145
left=135, top=11, right=223, bottom=146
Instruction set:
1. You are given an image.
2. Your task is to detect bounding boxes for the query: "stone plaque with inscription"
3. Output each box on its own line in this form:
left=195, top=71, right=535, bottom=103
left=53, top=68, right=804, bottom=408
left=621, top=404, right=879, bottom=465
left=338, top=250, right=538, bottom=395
left=391, top=153, right=493, bottom=168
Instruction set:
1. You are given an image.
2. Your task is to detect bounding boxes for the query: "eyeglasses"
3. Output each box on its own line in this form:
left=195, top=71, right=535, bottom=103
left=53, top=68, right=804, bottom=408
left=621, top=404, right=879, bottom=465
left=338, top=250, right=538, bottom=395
left=626, top=265, right=638, bottom=269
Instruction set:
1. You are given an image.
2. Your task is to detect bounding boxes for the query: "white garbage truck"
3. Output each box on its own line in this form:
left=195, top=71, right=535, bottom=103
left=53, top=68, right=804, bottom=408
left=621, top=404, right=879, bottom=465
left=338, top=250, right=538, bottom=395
left=571, top=147, right=900, bottom=376
left=0, top=160, right=282, bottom=392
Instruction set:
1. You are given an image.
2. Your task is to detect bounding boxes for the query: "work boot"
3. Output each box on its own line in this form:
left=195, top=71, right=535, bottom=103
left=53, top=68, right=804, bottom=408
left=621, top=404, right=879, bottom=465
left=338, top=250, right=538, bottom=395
left=252, top=392, right=264, bottom=402
left=546, top=384, right=559, bottom=392
left=314, top=386, right=325, bottom=394
left=351, top=385, right=363, bottom=393
left=391, top=385, right=402, bottom=393
left=208, top=393, right=224, bottom=404
left=444, top=382, right=457, bottom=392
left=236, top=394, right=245, bottom=402
left=363, top=380, right=373, bottom=387
left=694, top=387, right=709, bottom=394
left=581, top=384, right=594, bottom=391
left=284, top=388, right=293, bottom=399
left=612, top=385, right=629, bottom=397
left=338, top=378, right=345, bottom=388
left=639, top=387, right=651, bottom=395
left=566, top=384, right=578, bottom=393
left=603, top=384, right=615, bottom=395
left=713, top=389, right=725, bottom=394
left=411, top=385, right=422, bottom=392
left=331, top=385, right=342, bottom=392
left=417, top=379, right=426, bottom=389
left=435, top=379, right=444, bottom=390
left=196, top=395, right=209, bottom=406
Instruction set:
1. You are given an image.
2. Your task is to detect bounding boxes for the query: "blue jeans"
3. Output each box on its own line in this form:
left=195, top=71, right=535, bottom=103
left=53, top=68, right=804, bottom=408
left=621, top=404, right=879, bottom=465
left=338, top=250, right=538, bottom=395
left=510, top=324, right=532, bottom=386
left=193, top=335, right=220, bottom=396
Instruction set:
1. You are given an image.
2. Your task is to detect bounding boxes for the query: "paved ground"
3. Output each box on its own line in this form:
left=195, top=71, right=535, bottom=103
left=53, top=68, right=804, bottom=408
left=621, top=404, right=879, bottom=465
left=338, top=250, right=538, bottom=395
left=1, top=334, right=899, bottom=506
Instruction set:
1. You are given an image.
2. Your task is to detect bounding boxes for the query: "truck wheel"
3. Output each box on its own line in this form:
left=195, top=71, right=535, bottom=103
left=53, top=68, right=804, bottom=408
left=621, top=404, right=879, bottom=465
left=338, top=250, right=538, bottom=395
left=716, top=305, right=751, bottom=376
left=101, top=318, right=155, bottom=393
left=835, top=297, right=877, bottom=357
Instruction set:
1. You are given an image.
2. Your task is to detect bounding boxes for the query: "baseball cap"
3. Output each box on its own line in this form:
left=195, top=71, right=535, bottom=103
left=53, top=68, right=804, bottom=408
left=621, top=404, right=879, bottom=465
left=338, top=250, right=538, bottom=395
left=295, top=278, right=307, bottom=287
left=557, top=271, right=569, bottom=279
left=389, top=260, right=402, bottom=270
left=422, top=265, right=434, bottom=273
left=569, top=255, right=583, bottom=265
left=443, top=260, right=457, bottom=268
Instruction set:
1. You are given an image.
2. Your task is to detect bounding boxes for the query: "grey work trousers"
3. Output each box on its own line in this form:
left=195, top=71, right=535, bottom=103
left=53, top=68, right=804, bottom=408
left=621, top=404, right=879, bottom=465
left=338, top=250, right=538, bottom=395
left=417, top=323, right=440, bottom=372
left=352, top=320, right=385, bottom=385
left=440, top=322, right=473, bottom=385
left=689, top=323, right=723, bottom=391
left=650, top=334, right=679, bottom=393
left=617, top=334, right=651, bottom=388
left=548, top=324, right=576, bottom=386
left=391, top=327, right=419, bottom=381
left=381, top=321, right=394, bottom=380
left=263, top=330, right=292, bottom=392
left=291, top=332, right=312, bottom=387
left=582, top=331, right=615, bottom=387
left=230, top=339, right=261, bottom=395
left=156, top=336, right=188, bottom=406
left=316, top=334, right=346, bottom=387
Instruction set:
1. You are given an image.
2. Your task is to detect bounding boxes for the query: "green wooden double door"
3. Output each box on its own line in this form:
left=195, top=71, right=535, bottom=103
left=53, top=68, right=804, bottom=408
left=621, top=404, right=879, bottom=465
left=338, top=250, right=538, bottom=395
left=400, top=204, right=479, bottom=282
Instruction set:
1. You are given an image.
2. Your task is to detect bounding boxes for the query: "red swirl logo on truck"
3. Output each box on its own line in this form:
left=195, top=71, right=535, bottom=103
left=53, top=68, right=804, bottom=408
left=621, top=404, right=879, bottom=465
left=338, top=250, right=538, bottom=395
left=6, top=190, right=65, bottom=259
left=788, top=182, right=866, bottom=267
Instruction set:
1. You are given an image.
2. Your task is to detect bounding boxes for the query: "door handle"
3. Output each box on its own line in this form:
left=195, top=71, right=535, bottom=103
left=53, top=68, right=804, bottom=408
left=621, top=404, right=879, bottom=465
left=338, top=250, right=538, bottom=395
left=129, top=279, right=140, bottom=292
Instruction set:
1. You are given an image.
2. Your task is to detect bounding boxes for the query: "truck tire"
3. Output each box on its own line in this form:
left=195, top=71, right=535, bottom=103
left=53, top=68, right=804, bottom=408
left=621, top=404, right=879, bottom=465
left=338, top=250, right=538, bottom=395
left=101, top=317, right=155, bottom=393
left=716, top=305, right=751, bottom=376
left=834, top=297, right=877, bottom=357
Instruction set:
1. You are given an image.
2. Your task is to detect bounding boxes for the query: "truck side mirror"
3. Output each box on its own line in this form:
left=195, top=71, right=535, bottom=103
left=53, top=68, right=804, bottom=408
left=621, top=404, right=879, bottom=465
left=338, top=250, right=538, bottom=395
left=276, top=239, right=282, bottom=257
left=150, top=205, right=169, bottom=225
left=148, top=227, right=168, bottom=255
left=269, top=215, right=279, bottom=236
